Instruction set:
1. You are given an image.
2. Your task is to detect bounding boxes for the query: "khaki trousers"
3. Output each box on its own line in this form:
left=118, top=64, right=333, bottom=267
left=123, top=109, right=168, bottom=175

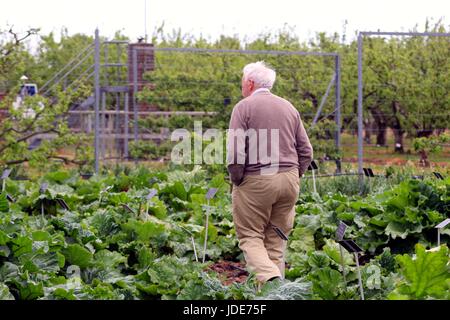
left=231, top=169, right=299, bottom=282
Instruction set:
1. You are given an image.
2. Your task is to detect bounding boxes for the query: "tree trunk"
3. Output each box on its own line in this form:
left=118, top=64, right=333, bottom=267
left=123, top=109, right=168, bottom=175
left=391, top=101, right=405, bottom=153
left=376, top=128, right=387, bottom=146
left=419, top=150, right=430, bottom=167
left=364, top=118, right=372, bottom=144
left=369, top=104, right=387, bottom=147
left=393, top=128, right=405, bottom=153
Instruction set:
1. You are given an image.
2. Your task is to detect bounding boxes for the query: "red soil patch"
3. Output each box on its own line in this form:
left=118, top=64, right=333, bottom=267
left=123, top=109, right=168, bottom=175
left=343, top=157, right=449, bottom=167
left=207, top=260, right=249, bottom=286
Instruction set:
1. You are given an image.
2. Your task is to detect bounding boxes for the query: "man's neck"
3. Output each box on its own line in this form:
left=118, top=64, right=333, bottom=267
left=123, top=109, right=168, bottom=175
left=251, top=87, right=270, bottom=96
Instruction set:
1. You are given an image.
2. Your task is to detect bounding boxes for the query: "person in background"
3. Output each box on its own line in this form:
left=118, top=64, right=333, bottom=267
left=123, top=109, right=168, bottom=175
left=227, top=61, right=313, bottom=284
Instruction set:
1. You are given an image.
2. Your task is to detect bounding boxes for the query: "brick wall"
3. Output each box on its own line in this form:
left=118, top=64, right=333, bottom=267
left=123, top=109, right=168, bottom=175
left=128, top=43, right=157, bottom=111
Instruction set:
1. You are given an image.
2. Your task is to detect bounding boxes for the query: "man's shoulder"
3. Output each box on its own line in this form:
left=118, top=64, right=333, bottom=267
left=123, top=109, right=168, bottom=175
left=232, top=97, right=251, bottom=113
left=268, top=94, right=299, bottom=114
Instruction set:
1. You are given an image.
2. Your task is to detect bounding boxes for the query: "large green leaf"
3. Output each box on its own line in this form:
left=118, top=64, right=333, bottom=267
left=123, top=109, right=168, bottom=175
left=389, top=244, right=450, bottom=299
left=122, top=219, right=166, bottom=242
left=43, top=171, right=72, bottom=184
left=169, top=181, right=187, bottom=201
left=0, top=245, right=10, bottom=257
left=322, top=239, right=354, bottom=266
left=385, top=221, right=423, bottom=239
left=289, top=231, right=315, bottom=252
left=0, top=262, right=19, bottom=283
left=0, top=283, right=14, bottom=300
left=147, top=198, right=168, bottom=219
left=310, top=267, right=343, bottom=300
left=308, top=251, right=331, bottom=269
left=18, top=280, right=44, bottom=300
left=62, top=244, right=93, bottom=269
left=94, top=250, right=127, bottom=269
left=19, top=252, right=62, bottom=274
left=0, top=230, right=9, bottom=245
left=11, top=236, right=33, bottom=257
left=0, top=192, right=9, bottom=213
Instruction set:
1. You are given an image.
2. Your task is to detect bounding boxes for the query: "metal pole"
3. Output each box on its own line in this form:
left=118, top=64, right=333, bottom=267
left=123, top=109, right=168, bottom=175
left=357, top=33, right=364, bottom=190
left=101, top=92, right=107, bottom=159
left=361, top=31, right=450, bottom=37
left=202, top=200, right=210, bottom=263
left=144, top=0, right=148, bottom=42
left=437, top=229, right=441, bottom=247
left=102, top=41, right=108, bottom=159
left=115, top=43, right=121, bottom=159
left=311, top=73, right=335, bottom=127
left=115, top=93, right=120, bottom=160
left=104, top=44, right=109, bottom=86
left=312, top=169, right=317, bottom=194
left=191, top=236, right=199, bottom=262
left=94, top=28, right=101, bottom=174
left=153, top=47, right=338, bottom=57
left=124, top=92, right=129, bottom=159
left=133, top=49, right=138, bottom=164
left=354, top=252, right=365, bottom=300
left=335, top=55, right=342, bottom=173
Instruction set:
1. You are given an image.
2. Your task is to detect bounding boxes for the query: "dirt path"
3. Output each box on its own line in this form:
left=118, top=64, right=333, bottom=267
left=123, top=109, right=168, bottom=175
left=207, top=260, right=248, bottom=285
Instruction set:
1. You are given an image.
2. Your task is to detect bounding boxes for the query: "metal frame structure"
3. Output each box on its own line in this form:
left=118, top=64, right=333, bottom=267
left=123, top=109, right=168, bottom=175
left=42, top=29, right=342, bottom=174
left=123, top=45, right=342, bottom=173
left=357, top=31, right=450, bottom=186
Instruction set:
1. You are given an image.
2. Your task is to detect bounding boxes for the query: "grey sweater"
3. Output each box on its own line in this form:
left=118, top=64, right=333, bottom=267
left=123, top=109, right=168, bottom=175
left=227, top=90, right=313, bottom=185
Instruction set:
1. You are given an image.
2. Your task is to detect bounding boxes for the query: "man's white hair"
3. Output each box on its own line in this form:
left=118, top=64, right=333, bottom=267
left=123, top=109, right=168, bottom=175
left=242, top=61, right=276, bottom=89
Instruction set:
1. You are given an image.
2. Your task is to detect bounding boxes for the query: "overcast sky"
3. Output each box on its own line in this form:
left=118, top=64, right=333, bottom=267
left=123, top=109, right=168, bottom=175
left=1, top=0, right=449, bottom=43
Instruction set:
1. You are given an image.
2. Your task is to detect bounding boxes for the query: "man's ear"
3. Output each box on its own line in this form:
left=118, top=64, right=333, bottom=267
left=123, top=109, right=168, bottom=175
left=249, top=79, right=255, bottom=91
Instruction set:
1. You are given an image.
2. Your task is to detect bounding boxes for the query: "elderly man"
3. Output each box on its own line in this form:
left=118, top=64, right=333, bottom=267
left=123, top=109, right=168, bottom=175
left=227, top=61, right=313, bottom=284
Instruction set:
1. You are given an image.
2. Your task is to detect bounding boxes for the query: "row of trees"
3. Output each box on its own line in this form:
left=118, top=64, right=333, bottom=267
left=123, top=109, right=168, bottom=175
left=0, top=20, right=449, bottom=170
left=138, top=20, right=449, bottom=161
left=0, top=27, right=94, bottom=172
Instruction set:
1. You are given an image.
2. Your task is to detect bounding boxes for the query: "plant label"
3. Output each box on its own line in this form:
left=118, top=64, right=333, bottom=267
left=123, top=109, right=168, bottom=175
left=146, top=189, right=158, bottom=200
left=435, top=218, right=450, bottom=229
left=308, top=160, right=318, bottom=170
left=56, top=198, right=70, bottom=210
left=40, top=182, right=48, bottom=193
left=336, top=221, right=348, bottom=241
left=433, top=172, right=444, bottom=180
left=205, top=188, right=218, bottom=200
left=1, top=169, right=11, bottom=179
left=338, top=240, right=363, bottom=253
left=363, top=168, right=374, bottom=177
left=122, top=204, right=135, bottom=214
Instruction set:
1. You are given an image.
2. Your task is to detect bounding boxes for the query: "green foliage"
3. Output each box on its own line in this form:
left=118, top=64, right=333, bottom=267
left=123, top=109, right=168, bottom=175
left=413, top=133, right=450, bottom=155
left=0, top=283, right=14, bottom=300
left=0, top=166, right=448, bottom=300
left=62, top=244, right=93, bottom=269
left=0, top=192, right=9, bottom=212
left=256, top=278, right=313, bottom=300
left=388, top=244, right=450, bottom=300
left=413, top=133, right=450, bottom=166
left=296, top=177, right=450, bottom=254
